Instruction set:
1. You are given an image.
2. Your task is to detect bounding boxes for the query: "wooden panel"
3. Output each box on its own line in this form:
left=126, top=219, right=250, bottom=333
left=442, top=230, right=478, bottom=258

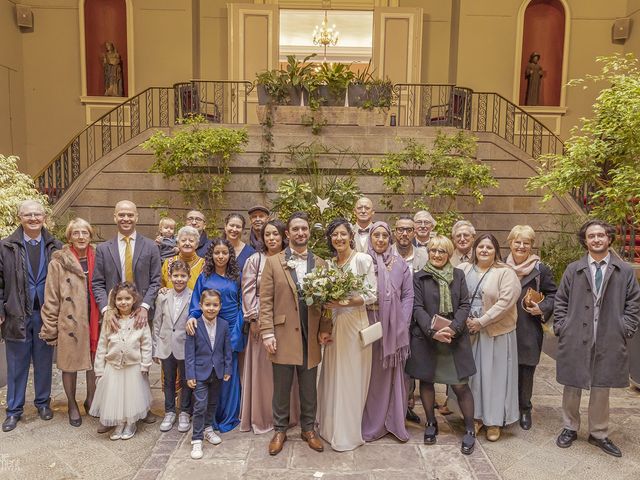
left=373, top=7, right=422, bottom=83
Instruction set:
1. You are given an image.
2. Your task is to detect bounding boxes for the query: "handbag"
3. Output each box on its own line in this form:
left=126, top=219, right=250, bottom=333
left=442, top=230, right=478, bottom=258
left=522, top=287, right=544, bottom=309
left=359, top=321, right=383, bottom=347
left=431, top=314, right=452, bottom=331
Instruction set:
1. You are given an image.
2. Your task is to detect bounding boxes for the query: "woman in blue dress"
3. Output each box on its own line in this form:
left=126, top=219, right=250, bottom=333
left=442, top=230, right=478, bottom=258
left=188, top=237, right=244, bottom=432
left=224, top=213, right=256, bottom=274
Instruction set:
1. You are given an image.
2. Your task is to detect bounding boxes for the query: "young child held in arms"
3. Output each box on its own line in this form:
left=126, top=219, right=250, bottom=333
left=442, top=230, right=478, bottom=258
left=185, top=289, right=232, bottom=459
left=153, top=260, right=193, bottom=433
left=90, top=282, right=153, bottom=440
left=156, top=217, right=178, bottom=260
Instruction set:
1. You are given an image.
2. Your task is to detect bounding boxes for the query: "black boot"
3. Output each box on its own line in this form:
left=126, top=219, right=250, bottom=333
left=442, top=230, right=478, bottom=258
left=519, top=409, right=532, bottom=430
left=461, top=430, right=476, bottom=455
left=423, top=422, right=438, bottom=445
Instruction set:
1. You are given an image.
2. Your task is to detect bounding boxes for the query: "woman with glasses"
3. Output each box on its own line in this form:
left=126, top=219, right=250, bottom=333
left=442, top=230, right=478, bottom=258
left=405, top=235, right=476, bottom=454
left=317, top=218, right=377, bottom=451
left=161, top=226, right=205, bottom=290
left=40, top=218, right=100, bottom=427
left=458, top=234, right=521, bottom=442
left=361, top=222, right=413, bottom=443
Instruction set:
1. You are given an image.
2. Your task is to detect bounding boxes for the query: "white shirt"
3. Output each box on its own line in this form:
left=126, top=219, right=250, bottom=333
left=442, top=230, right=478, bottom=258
left=290, top=250, right=309, bottom=283
left=173, top=289, right=189, bottom=321
left=204, top=318, right=217, bottom=347
left=353, top=223, right=372, bottom=253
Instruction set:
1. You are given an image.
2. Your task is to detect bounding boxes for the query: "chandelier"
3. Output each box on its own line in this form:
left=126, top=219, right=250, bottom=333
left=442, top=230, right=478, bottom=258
left=313, top=11, right=339, bottom=61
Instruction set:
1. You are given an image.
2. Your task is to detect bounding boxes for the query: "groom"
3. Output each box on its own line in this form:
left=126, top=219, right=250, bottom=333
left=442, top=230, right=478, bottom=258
left=259, top=211, right=332, bottom=455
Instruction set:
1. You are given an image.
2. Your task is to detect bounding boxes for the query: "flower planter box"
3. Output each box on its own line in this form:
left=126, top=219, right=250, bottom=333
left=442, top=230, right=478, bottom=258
left=256, top=106, right=388, bottom=127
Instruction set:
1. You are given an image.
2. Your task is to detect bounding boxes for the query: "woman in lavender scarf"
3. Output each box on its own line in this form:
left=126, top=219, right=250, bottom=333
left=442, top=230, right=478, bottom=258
left=361, top=222, right=413, bottom=442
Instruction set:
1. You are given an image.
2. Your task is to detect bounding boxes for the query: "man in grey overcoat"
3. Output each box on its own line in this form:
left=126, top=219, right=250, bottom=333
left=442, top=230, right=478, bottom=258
left=554, top=219, right=640, bottom=457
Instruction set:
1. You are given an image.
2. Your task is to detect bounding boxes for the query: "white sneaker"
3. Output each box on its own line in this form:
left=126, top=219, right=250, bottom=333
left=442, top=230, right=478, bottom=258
left=190, top=440, right=203, bottom=460
left=110, top=423, right=125, bottom=441
left=177, top=412, right=191, bottom=433
left=120, top=422, right=137, bottom=440
left=160, top=412, right=176, bottom=432
left=204, top=426, right=222, bottom=445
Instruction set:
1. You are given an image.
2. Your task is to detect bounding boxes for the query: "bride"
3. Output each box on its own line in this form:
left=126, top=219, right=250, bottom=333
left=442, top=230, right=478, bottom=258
left=317, top=218, right=377, bottom=451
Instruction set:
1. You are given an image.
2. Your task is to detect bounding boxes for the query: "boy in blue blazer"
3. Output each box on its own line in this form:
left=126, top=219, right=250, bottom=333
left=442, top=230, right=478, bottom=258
left=185, top=289, right=232, bottom=460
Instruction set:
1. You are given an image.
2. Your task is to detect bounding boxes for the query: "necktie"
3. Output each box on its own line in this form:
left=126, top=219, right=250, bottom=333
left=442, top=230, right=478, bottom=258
left=124, top=236, right=134, bottom=283
left=358, top=228, right=370, bottom=235
left=594, top=260, right=604, bottom=293
left=29, top=239, right=39, bottom=246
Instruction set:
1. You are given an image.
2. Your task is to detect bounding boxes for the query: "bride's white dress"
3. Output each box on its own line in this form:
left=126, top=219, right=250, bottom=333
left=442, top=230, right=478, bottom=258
left=317, top=252, right=377, bottom=451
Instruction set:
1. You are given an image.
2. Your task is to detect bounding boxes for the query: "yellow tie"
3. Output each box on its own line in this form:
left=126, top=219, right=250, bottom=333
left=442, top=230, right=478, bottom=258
left=124, top=236, right=134, bottom=283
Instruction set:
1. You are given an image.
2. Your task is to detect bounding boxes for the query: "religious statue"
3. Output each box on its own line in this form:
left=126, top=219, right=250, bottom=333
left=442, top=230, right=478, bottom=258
left=103, top=42, right=123, bottom=97
left=524, top=52, right=543, bottom=106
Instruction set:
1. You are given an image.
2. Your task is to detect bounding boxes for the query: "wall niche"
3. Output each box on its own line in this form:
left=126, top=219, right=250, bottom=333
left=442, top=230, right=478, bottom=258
left=84, top=0, right=128, bottom=97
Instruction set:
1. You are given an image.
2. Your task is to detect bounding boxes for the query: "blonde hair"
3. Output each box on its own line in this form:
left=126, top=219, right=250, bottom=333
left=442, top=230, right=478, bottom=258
left=65, top=218, right=94, bottom=242
left=507, top=225, right=536, bottom=246
left=427, top=235, right=454, bottom=257
left=159, top=217, right=176, bottom=229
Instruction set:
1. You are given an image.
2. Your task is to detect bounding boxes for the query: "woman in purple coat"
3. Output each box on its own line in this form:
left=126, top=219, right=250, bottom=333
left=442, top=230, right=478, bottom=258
left=361, top=222, right=413, bottom=442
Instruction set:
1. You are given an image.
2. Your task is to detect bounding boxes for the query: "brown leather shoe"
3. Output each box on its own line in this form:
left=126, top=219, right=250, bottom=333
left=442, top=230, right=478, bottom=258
left=97, top=423, right=114, bottom=434
left=301, top=430, right=324, bottom=452
left=269, top=431, right=287, bottom=456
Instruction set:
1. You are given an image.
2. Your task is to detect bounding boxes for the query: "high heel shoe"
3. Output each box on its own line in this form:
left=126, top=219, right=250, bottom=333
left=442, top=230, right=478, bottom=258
left=423, top=422, right=438, bottom=445
left=461, top=430, right=476, bottom=455
left=68, top=404, right=82, bottom=427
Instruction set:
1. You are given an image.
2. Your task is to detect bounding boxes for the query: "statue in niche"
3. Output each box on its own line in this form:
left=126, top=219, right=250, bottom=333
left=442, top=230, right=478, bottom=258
left=103, top=42, right=123, bottom=97
left=525, top=52, right=543, bottom=106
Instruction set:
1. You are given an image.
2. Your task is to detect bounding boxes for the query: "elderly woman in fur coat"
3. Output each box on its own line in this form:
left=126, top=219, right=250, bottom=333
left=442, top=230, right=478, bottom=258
left=40, top=218, right=101, bottom=427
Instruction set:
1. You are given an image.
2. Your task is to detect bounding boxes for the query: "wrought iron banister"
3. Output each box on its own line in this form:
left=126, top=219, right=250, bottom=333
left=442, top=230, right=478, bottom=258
left=35, top=80, right=253, bottom=204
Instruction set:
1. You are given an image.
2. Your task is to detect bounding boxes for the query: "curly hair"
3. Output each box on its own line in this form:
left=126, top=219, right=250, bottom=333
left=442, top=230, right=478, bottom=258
left=577, top=219, right=616, bottom=249
left=326, top=217, right=355, bottom=256
left=203, top=237, right=240, bottom=281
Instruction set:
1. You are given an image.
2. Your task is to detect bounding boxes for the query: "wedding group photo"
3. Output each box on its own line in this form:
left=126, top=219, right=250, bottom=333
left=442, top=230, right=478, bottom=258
left=1, top=1, right=640, bottom=479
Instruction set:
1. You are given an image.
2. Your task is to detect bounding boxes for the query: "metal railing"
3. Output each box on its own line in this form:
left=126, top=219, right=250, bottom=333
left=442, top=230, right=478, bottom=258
left=35, top=81, right=252, bottom=203
left=393, top=84, right=563, bottom=159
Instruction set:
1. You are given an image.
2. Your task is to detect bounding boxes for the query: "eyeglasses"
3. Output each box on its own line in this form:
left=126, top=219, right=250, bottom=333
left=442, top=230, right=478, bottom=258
left=395, top=227, right=414, bottom=234
left=71, top=231, right=91, bottom=238
left=428, top=248, right=448, bottom=256
left=20, top=212, right=44, bottom=219
left=415, top=221, right=433, bottom=226
left=186, top=216, right=205, bottom=223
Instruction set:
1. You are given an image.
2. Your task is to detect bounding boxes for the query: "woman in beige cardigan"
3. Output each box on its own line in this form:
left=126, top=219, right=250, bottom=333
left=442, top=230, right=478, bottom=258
left=40, top=218, right=100, bottom=427
left=456, top=233, right=521, bottom=441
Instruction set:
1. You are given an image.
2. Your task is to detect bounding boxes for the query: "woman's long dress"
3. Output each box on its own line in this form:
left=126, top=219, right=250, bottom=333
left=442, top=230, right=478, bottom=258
left=189, top=272, right=244, bottom=432
left=465, top=268, right=519, bottom=427
left=239, top=252, right=300, bottom=434
left=361, top=258, right=412, bottom=442
left=235, top=244, right=256, bottom=276
left=317, top=252, right=377, bottom=451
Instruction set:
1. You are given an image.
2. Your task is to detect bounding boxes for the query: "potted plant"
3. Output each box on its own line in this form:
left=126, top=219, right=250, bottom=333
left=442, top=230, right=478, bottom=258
left=364, top=77, right=394, bottom=110
left=281, top=54, right=317, bottom=106
left=316, top=62, right=355, bottom=106
left=255, top=69, right=286, bottom=105
left=348, top=61, right=373, bottom=107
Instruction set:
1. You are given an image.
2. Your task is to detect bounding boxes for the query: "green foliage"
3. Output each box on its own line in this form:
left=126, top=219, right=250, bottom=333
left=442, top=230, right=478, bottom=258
left=0, top=154, right=51, bottom=238
left=362, top=78, right=394, bottom=110
left=526, top=53, right=640, bottom=227
left=142, top=116, right=248, bottom=233
left=255, top=70, right=287, bottom=104
left=258, top=105, right=274, bottom=192
left=271, top=142, right=367, bottom=258
left=317, top=62, right=355, bottom=99
left=371, top=131, right=498, bottom=235
left=539, top=215, right=585, bottom=284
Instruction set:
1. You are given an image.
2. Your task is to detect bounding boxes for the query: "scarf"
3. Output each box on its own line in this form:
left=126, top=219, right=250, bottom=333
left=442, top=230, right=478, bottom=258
left=70, top=245, right=100, bottom=356
left=506, top=253, right=540, bottom=279
left=423, top=261, right=455, bottom=315
left=366, top=222, right=410, bottom=368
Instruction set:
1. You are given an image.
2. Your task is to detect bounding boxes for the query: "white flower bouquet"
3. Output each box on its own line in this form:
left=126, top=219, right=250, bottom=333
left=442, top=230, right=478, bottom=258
left=301, top=264, right=370, bottom=308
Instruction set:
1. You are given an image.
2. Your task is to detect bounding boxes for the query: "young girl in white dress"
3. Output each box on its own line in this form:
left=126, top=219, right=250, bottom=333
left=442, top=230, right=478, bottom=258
left=90, top=282, right=153, bottom=440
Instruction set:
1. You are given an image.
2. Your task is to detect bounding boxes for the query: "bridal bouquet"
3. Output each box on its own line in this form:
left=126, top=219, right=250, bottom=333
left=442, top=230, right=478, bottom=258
left=301, top=264, right=370, bottom=307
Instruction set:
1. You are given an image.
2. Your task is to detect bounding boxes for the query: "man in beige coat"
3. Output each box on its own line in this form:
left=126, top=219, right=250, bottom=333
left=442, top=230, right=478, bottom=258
left=259, top=212, right=332, bottom=455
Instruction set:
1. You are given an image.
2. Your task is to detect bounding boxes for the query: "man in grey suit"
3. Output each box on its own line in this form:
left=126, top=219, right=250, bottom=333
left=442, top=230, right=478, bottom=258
left=92, top=200, right=162, bottom=325
left=92, top=200, right=162, bottom=430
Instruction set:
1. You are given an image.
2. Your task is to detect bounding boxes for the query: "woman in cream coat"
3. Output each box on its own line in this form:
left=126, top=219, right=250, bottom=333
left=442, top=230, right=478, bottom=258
left=457, top=233, right=521, bottom=442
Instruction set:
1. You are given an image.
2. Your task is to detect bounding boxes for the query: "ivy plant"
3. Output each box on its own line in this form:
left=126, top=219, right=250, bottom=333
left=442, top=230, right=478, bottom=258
left=526, top=53, right=640, bottom=228
left=372, top=131, right=498, bottom=235
left=142, top=116, right=248, bottom=232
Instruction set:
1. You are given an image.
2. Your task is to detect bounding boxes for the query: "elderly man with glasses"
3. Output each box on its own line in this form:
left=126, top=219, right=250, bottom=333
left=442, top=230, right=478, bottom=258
left=185, top=210, right=211, bottom=258
left=1, top=200, right=62, bottom=432
left=413, top=211, right=437, bottom=249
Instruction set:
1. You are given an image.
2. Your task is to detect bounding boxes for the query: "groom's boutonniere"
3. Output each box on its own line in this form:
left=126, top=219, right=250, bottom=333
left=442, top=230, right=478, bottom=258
left=286, top=258, right=297, bottom=270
